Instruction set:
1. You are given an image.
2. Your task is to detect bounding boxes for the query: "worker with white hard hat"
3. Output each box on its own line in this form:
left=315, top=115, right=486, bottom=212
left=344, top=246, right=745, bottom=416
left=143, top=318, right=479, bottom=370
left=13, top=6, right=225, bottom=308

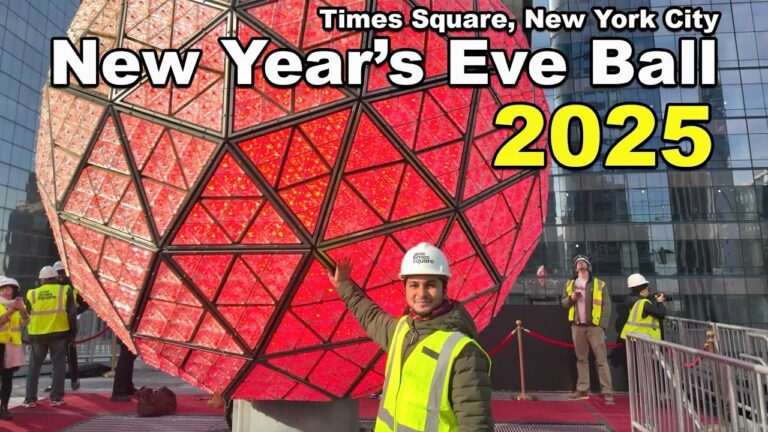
left=22, top=266, right=76, bottom=408
left=561, top=254, right=615, bottom=404
left=329, top=242, right=492, bottom=431
left=620, top=273, right=667, bottom=341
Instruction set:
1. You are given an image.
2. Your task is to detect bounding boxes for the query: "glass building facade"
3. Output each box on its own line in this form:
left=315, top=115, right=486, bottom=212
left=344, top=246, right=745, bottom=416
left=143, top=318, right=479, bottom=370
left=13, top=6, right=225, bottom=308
left=0, top=1, right=79, bottom=289
left=4, top=0, right=766, bottom=328
left=508, top=0, right=768, bottom=329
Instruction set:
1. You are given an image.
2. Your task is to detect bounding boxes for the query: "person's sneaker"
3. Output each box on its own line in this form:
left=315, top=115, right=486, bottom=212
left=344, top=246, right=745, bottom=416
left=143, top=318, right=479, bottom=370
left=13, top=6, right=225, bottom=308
left=21, top=399, right=37, bottom=408
left=110, top=395, right=131, bottom=402
left=604, top=394, right=615, bottom=405
left=71, top=380, right=80, bottom=391
left=0, top=407, right=12, bottom=420
left=567, top=390, right=589, bottom=400
left=44, top=386, right=52, bottom=393
left=50, top=399, right=66, bottom=407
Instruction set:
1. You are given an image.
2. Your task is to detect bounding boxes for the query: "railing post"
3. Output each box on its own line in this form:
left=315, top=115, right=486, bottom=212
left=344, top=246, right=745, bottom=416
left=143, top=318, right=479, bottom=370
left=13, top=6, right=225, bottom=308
left=705, top=330, right=715, bottom=353
left=627, top=336, right=638, bottom=431
left=514, top=320, right=535, bottom=401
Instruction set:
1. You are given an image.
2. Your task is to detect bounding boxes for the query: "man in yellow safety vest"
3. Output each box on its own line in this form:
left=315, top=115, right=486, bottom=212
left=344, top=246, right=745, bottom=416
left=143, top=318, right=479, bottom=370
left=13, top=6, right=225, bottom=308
left=561, top=254, right=614, bottom=404
left=620, top=273, right=667, bottom=341
left=22, top=266, right=76, bottom=408
left=329, top=242, right=493, bottom=431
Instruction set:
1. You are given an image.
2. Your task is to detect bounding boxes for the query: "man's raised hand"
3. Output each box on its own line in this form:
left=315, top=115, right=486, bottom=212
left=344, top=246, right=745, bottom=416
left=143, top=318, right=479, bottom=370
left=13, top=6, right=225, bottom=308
left=328, top=256, right=353, bottom=288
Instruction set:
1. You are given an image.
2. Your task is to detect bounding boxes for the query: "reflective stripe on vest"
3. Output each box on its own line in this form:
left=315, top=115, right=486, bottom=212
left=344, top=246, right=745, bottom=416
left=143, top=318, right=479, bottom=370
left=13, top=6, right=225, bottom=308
left=375, top=316, right=491, bottom=432
left=566, top=278, right=603, bottom=326
left=620, top=298, right=661, bottom=340
left=26, top=284, right=70, bottom=335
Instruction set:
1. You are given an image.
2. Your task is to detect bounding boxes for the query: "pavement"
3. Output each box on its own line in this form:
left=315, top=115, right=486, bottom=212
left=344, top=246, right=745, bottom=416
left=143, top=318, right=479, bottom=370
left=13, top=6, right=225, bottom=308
left=9, top=360, right=203, bottom=408
left=6, top=362, right=630, bottom=432
left=10, top=360, right=583, bottom=407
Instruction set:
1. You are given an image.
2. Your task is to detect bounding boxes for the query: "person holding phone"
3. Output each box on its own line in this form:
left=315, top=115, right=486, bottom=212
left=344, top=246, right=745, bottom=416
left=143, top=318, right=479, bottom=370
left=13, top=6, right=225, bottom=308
left=561, top=255, right=614, bottom=404
left=0, top=277, right=28, bottom=420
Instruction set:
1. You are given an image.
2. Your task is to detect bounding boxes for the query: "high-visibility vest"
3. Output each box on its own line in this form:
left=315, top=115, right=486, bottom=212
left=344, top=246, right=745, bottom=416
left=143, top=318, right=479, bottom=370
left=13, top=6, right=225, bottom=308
left=26, top=284, right=70, bottom=335
left=0, top=304, right=22, bottom=345
left=375, top=317, right=491, bottom=432
left=566, top=278, right=604, bottom=326
left=66, top=284, right=82, bottom=308
left=620, top=298, right=661, bottom=340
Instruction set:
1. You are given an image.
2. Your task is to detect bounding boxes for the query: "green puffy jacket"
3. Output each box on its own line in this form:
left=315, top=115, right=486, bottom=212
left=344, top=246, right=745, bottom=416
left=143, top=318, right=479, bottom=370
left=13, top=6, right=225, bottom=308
left=336, top=280, right=493, bottom=432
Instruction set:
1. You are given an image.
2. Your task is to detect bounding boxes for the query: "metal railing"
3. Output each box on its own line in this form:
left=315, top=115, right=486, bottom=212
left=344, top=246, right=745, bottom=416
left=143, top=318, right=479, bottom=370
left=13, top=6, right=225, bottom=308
left=664, top=317, right=768, bottom=366
left=664, top=317, right=713, bottom=348
left=74, top=309, right=114, bottom=363
left=627, top=333, right=768, bottom=432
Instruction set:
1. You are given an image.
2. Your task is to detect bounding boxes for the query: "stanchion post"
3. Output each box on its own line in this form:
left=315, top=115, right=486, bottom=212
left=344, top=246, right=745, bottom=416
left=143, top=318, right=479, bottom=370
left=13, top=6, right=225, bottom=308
left=705, top=329, right=729, bottom=429
left=103, top=333, right=116, bottom=378
left=514, top=320, right=536, bottom=401
left=705, top=330, right=716, bottom=353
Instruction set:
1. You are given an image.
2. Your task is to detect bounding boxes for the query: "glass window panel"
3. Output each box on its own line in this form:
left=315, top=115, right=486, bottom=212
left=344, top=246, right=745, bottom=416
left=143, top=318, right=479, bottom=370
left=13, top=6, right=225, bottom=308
left=757, top=32, right=768, bottom=61
left=736, top=33, right=765, bottom=61
left=749, top=295, right=768, bottom=324
left=728, top=135, right=751, bottom=161
left=744, top=84, right=765, bottom=110
left=733, top=4, right=756, bottom=32
left=715, top=187, right=737, bottom=221
left=720, top=239, right=744, bottom=274
left=676, top=240, right=720, bottom=275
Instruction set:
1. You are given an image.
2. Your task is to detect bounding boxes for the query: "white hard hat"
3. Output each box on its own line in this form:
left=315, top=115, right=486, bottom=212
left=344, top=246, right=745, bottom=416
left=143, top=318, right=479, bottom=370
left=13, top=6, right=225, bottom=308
left=0, top=277, right=19, bottom=288
left=399, top=242, right=451, bottom=279
left=53, top=261, right=65, bottom=272
left=39, top=266, right=58, bottom=280
left=627, top=273, right=650, bottom=289
left=573, top=254, right=592, bottom=271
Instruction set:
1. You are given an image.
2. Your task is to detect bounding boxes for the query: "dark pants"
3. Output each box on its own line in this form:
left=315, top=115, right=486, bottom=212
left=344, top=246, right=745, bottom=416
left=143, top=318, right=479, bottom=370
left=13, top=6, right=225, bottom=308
left=26, top=337, right=68, bottom=401
left=0, top=368, right=14, bottom=410
left=111, top=341, right=137, bottom=397
left=0, top=344, right=13, bottom=409
left=67, top=342, right=79, bottom=383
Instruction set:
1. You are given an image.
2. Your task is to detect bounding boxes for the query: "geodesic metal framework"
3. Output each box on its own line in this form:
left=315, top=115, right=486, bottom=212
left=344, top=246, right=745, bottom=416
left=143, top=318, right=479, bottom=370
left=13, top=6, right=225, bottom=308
left=35, top=0, right=549, bottom=400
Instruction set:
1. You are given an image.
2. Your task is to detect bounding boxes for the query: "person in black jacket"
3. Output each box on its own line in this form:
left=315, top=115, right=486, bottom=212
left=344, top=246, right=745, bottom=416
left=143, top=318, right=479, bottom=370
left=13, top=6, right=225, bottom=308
left=45, top=261, right=89, bottom=393
left=620, top=273, right=667, bottom=341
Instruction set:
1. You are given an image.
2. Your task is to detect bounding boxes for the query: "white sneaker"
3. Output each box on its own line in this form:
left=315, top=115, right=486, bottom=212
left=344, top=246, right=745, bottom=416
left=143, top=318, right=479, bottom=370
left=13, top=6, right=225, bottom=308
left=21, top=400, right=37, bottom=408
left=50, top=400, right=66, bottom=407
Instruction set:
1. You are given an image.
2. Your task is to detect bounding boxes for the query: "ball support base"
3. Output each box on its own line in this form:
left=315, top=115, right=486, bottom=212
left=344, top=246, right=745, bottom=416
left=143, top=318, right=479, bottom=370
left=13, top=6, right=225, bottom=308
left=232, top=398, right=359, bottom=431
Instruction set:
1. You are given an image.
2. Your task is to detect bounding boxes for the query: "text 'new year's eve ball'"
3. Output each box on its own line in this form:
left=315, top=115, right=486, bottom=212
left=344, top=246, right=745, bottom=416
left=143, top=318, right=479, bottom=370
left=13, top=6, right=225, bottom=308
left=36, top=0, right=549, bottom=400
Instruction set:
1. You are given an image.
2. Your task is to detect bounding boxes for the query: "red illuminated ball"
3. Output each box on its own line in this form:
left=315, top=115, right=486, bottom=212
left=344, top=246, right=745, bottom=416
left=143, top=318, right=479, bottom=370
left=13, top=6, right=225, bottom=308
left=35, top=0, right=549, bottom=400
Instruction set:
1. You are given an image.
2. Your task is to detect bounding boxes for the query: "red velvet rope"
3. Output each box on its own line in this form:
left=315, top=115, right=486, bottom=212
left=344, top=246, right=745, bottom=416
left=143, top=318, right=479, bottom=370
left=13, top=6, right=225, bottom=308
left=73, top=327, right=110, bottom=344
left=21, top=327, right=110, bottom=346
left=683, top=357, right=701, bottom=368
left=527, top=329, right=625, bottom=349
left=488, top=327, right=705, bottom=370
left=487, top=330, right=516, bottom=357
left=487, top=327, right=624, bottom=356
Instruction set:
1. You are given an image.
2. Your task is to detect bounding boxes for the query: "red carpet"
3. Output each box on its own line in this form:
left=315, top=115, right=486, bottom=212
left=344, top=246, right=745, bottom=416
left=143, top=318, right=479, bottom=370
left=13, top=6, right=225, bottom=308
left=6, top=393, right=630, bottom=431
left=3, top=393, right=224, bottom=432
left=361, top=394, right=631, bottom=432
